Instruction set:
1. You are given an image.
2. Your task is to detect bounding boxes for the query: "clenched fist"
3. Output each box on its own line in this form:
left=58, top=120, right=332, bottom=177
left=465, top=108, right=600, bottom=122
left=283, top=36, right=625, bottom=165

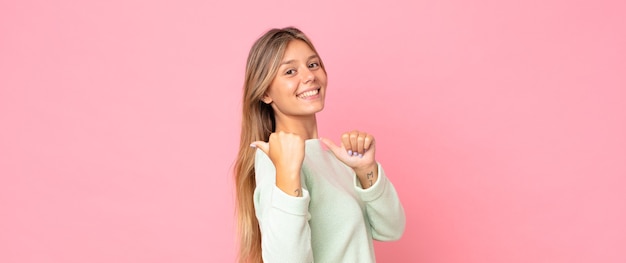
left=251, top=131, right=305, bottom=196
left=321, top=130, right=379, bottom=189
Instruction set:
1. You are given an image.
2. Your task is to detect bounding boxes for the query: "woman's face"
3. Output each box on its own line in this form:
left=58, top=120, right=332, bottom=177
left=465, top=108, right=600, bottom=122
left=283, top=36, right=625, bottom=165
left=263, top=39, right=327, bottom=118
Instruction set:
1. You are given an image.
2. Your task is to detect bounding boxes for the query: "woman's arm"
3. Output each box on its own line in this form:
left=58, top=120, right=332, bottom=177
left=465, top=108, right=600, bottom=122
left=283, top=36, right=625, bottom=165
left=252, top=132, right=313, bottom=262
left=321, top=131, right=406, bottom=240
left=355, top=164, right=406, bottom=241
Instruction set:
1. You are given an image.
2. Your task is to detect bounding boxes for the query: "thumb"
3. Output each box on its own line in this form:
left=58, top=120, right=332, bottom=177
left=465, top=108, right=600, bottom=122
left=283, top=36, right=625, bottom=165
left=320, top=137, right=344, bottom=158
left=250, top=141, right=269, bottom=155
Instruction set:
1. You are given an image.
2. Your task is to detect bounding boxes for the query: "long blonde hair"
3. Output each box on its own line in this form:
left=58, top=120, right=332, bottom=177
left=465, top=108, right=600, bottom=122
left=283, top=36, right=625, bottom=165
left=234, top=27, right=325, bottom=263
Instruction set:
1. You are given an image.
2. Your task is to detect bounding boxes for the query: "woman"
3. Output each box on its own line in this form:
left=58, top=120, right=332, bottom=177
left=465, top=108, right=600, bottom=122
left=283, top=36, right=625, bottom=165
left=234, top=27, right=405, bottom=263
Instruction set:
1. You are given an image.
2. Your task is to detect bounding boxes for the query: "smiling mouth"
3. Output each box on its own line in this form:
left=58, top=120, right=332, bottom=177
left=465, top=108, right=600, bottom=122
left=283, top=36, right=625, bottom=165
left=296, top=88, right=320, bottom=99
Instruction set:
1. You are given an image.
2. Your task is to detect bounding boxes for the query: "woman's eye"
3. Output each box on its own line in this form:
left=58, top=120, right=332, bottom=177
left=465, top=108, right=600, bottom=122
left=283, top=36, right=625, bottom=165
left=309, top=62, right=319, bottom=68
left=286, top=69, right=295, bottom=75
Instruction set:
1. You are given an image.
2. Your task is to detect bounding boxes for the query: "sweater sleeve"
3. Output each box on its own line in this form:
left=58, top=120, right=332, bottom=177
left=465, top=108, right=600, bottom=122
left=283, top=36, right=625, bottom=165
left=253, top=149, right=314, bottom=263
left=354, top=163, right=406, bottom=241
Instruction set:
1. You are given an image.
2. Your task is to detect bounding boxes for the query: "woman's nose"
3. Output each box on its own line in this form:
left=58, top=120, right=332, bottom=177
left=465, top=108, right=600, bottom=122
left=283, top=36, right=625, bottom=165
left=302, top=68, right=315, bottom=83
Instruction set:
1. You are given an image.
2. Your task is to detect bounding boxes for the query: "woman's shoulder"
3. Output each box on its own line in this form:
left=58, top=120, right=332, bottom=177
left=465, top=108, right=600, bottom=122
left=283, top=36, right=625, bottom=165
left=304, top=138, right=325, bottom=156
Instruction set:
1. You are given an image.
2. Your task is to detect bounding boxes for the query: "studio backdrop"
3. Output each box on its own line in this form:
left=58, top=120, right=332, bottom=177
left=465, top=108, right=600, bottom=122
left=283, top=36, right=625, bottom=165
left=1, top=0, right=625, bottom=262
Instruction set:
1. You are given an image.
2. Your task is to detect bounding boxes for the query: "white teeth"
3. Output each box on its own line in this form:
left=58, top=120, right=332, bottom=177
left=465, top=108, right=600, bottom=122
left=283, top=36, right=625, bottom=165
left=297, top=89, right=319, bottom=99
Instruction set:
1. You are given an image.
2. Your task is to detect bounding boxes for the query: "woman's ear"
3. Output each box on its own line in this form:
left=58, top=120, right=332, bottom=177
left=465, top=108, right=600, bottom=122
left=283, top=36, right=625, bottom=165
left=261, top=94, right=273, bottom=104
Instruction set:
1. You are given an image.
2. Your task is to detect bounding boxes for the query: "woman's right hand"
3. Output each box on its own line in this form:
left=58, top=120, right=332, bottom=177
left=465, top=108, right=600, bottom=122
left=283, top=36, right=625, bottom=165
left=251, top=131, right=305, bottom=197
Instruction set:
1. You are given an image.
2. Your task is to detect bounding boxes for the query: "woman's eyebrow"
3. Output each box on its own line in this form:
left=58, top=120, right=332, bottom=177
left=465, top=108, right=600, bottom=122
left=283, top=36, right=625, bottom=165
left=280, top=55, right=319, bottom=66
left=280, top=59, right=296, bottom=66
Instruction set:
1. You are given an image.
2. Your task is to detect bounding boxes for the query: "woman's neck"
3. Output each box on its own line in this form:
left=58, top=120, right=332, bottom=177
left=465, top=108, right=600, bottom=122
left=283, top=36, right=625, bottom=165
left=274, top=114, right=318, bottom=140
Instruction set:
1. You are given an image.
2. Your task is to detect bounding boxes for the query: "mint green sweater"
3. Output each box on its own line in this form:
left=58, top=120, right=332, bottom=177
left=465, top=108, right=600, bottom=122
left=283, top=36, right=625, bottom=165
left=254, top=139, right=405, bottom=262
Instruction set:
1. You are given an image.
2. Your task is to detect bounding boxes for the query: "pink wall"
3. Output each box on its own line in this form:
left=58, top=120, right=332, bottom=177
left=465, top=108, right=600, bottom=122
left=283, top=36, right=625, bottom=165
left=1, top=0, right=625, bottom=262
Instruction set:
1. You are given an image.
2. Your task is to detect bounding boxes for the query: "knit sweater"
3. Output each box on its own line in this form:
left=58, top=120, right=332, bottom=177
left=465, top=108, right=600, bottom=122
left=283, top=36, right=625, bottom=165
left=253, top=139, right=405, bottom=263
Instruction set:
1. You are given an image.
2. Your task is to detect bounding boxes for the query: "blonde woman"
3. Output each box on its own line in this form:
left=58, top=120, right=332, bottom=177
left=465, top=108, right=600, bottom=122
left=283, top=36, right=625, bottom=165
left=234, top=27, right=405, bottom=263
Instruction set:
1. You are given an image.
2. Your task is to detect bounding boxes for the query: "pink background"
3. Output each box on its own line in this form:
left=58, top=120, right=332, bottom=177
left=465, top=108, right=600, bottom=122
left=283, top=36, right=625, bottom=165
left=1, top=0, right=625, bottom=262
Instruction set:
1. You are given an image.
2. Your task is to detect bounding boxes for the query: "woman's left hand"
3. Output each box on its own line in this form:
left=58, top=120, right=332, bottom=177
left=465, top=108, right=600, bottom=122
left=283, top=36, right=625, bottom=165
left=321, top=130, right=377, bottom=175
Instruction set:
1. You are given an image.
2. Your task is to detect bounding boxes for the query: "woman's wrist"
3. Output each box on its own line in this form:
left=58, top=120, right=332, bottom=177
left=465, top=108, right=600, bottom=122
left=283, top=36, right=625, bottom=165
left=354, top=162, right=377, bottom=176
left=275, top=165, right=303, bottom=197
left=354, top=162, right=378, bottom=189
